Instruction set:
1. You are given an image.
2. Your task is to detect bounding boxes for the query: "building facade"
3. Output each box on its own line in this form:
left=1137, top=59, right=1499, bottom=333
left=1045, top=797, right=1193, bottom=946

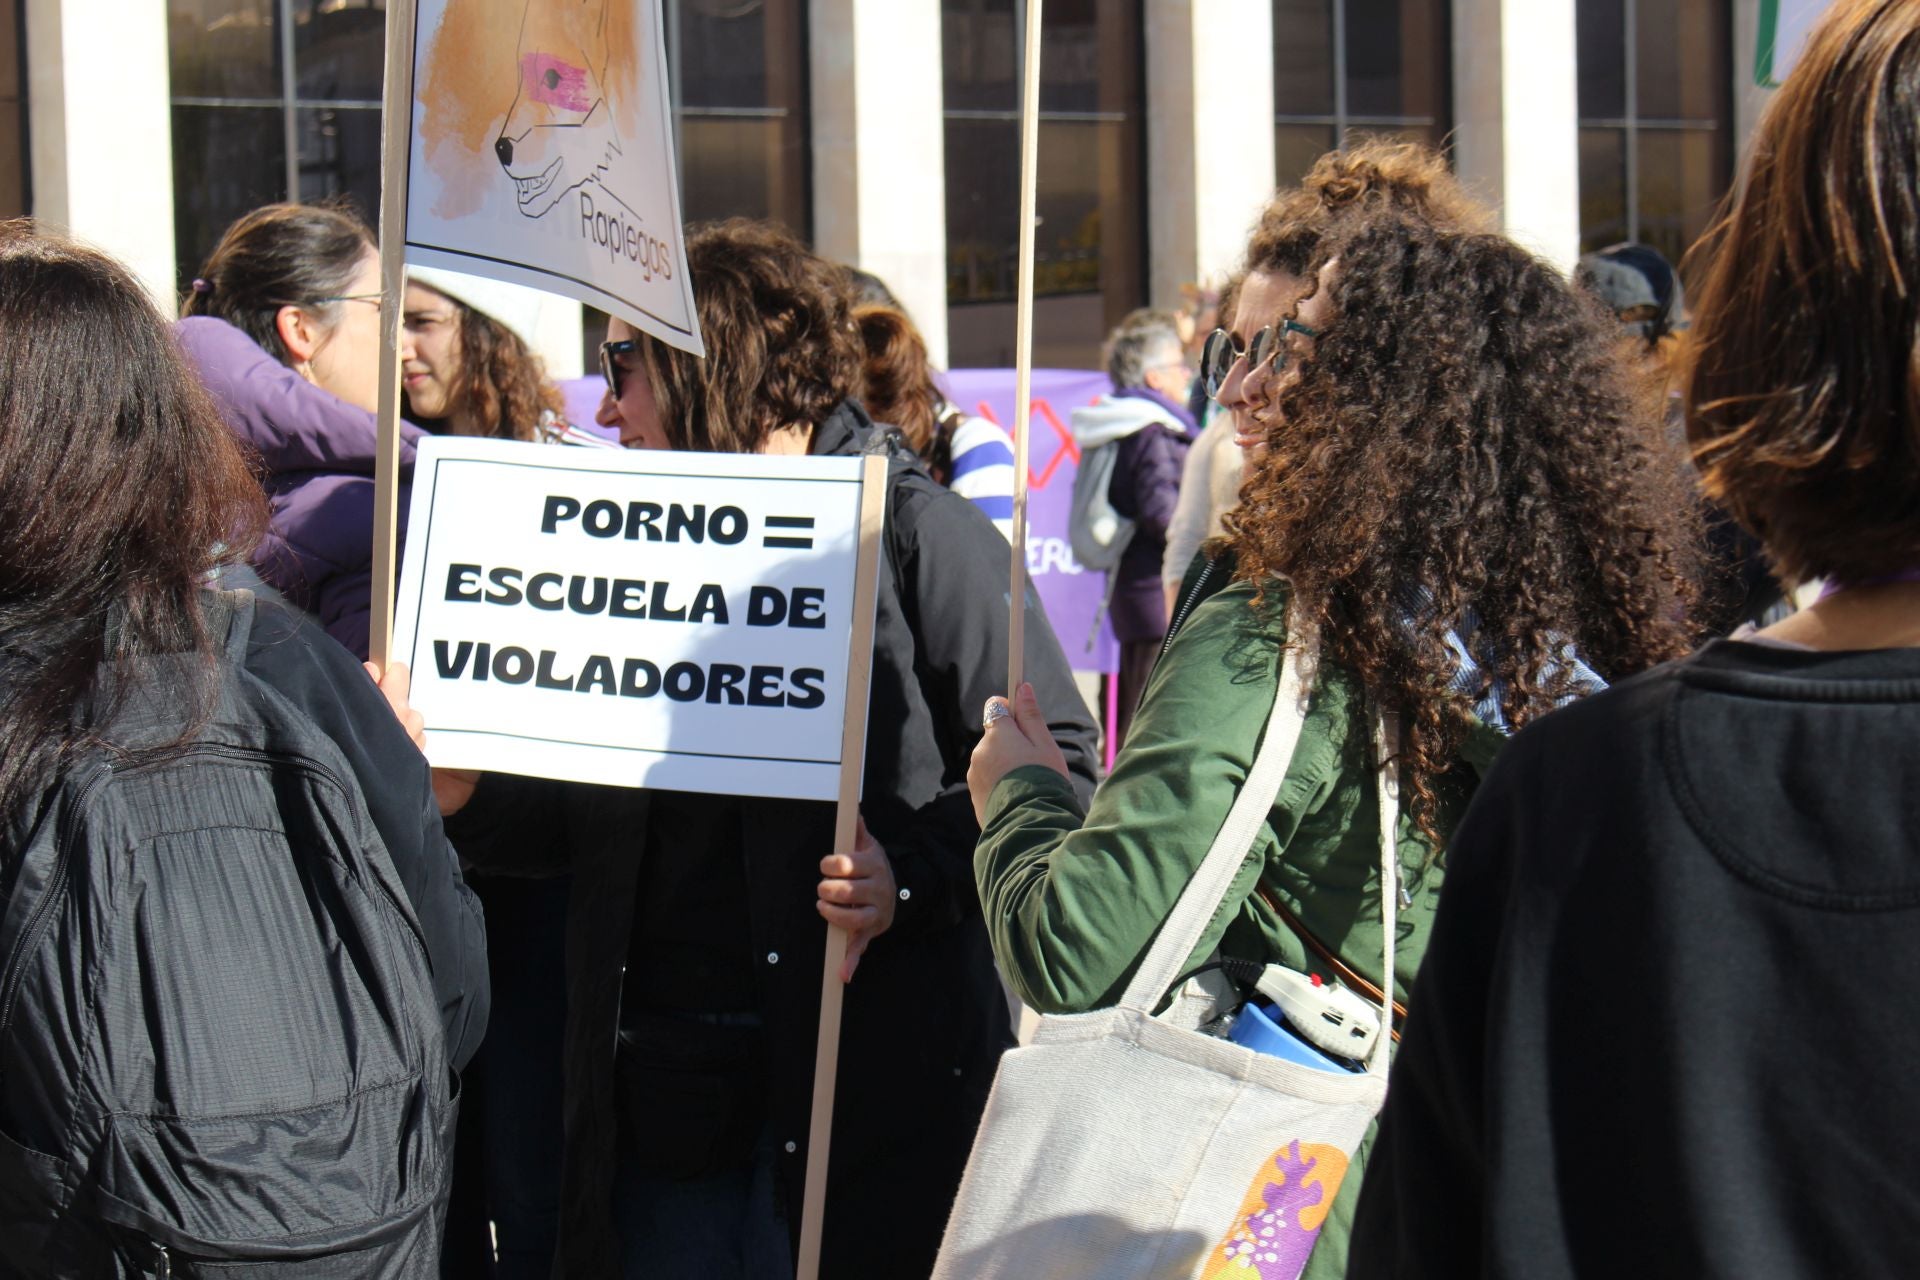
left=7, top=0, right=1768, bottom=371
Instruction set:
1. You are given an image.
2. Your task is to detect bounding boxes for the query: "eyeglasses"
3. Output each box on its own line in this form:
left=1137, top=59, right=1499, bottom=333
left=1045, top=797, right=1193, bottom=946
left=600, top=339, right=640, bottom=399
left=311, top=292, right=384, bottom=312
left=1200, top=318, right=1320, bottom=401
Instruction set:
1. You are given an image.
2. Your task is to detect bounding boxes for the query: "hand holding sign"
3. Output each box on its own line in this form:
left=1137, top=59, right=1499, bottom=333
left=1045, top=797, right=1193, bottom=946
left=363, top=661, right=427, bottom=754
left=969, top=682, right=1072, bottom=826
left=432, top=768, right=481, bottom=817
left=817, top=816, right=896, bottom=984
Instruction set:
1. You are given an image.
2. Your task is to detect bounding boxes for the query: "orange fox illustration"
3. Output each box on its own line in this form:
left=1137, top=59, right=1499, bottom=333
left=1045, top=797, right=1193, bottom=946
left=492, top=0, right=635, bottom=217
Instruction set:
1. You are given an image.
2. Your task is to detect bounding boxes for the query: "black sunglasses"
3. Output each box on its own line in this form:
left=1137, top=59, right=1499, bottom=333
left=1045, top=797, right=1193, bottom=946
left=599, top=338, right=640, bottom=399
left=1200, top=318, right=1320, bottom=401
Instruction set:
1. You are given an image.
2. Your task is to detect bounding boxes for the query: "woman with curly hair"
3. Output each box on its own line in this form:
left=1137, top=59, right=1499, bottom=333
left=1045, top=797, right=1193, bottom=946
left=400, top=266, right=577, bottom=444
left=1350, top=2, right=1920, bottom=1273
left=1160, top=140, right=1496, bottom=615
left=966, top=179, right=1699, bottom=1275
left=435, top=219, right=1101, bottom=1279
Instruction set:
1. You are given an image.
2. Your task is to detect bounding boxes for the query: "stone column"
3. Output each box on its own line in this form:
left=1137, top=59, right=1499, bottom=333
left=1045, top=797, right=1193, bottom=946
left=1145, top=0, right=1277, bottom=307
left=1452, top=0, right=1582, bottom=270
left=1731, top=0, right=1774, bottom=180
left=811, top=0, right=950, bottom=365
left=26, top=0, right=178, bottom=311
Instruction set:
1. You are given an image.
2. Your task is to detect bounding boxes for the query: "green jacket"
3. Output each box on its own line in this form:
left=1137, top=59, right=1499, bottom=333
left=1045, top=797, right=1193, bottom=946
left=976, top=572, right=1503, bottom=1278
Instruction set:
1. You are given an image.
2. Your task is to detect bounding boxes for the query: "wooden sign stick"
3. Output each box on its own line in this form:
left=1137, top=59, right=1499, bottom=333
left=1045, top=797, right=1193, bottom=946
left=795, top=452, right=890, bottom=1280
left=368, top=0, right=418, bottom=669
left=1005, top=0, right=1045, bottom=696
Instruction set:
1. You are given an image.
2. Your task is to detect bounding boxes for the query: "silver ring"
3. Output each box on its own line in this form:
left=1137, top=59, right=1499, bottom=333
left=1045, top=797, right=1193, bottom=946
left=983, top=701, right=1012, bottom=730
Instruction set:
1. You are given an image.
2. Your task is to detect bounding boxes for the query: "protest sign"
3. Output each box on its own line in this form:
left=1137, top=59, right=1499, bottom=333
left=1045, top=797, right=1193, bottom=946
left=405, top=0, right=702, bottom=356
left=390, top=437, right=878, bottom=801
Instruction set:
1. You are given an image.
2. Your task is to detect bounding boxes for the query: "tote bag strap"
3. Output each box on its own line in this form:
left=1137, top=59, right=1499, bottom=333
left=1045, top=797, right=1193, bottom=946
left=1367, top=706, right=1400, bottom=1077
left=1117, top=637, right=1405, bottom=1081
left=1119, top=634, right=1312, bottom=1012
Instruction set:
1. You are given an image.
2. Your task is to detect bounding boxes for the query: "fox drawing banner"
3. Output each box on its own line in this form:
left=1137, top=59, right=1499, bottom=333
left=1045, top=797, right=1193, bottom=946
left=407, top=0, right=704, bottom=356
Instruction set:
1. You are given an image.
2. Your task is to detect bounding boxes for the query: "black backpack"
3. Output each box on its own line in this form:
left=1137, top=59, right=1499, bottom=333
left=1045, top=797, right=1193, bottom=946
left=0, top=592, right=455, bottom=1277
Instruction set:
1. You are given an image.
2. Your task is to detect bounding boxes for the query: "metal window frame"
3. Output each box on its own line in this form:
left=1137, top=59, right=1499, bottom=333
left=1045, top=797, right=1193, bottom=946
left=1274, top=0, right=1450, bottom=154
left=174, top=0, right=810, bottom=219
left=165, top=0, right=386, bottom=203
left=663, top=0, right=814, bottom=239
left=1577, top=0, right=1736, bottom=249
left=941, top=0, right=1152, bottom=309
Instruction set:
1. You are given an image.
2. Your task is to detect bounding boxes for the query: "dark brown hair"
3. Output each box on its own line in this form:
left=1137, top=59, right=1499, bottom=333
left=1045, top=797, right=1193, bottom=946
left=1229, top=212, right=1699, bottom=847
left=853, top=304, right=940, bottom=454
left=407, top=296, right=564, bottom=442
left=181, top=202, right=375, bottom=366
left=1684, top=0, right=1920, bottom=585
left=639, top=220, right=863, bottom=453
left=0, top=225, right=268, bottom=823
left=1248, top=140, right=1495, bottom=280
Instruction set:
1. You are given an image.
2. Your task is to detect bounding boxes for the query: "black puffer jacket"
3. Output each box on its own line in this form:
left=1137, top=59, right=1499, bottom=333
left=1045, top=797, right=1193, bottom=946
left=446, top=402, right=1100, bottom=1278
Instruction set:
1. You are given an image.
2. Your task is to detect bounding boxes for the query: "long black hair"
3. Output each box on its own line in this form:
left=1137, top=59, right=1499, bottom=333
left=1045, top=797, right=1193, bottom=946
left=0, top=225, right=268, bottom=830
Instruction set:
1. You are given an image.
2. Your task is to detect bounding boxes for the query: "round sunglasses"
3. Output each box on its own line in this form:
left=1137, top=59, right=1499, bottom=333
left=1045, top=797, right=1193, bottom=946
left=1200, top=317, right=1320, bottom=401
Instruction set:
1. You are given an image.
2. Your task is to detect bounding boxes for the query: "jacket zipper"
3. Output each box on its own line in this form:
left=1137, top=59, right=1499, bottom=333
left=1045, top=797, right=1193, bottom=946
left=0, top=766, right=108, bottom=1055
left=1160, top=556, right=1219, bottom=658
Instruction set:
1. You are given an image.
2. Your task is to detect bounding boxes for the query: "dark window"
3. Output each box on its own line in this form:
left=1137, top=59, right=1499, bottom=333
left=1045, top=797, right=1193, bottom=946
left=943, top=0, right=1146, bottom=369
left=667, top=0, right=810, bottom=234
left=168, top=0, right=812, bottom=295
left=1, top=0, right=26, bottom=218
left=1576, top=0, right=1731, bottom=266
left=1273, top=0, right=1452, bottom=187
left=167, top=0, right=384, bottom=289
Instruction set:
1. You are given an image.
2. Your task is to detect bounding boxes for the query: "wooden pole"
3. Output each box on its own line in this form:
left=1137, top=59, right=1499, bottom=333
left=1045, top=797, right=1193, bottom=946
left=795, top=453, right=890, bottom=1280
left=1005, top=0, right=1045, bottom=697
left=368, top=0, right=418, bottom=668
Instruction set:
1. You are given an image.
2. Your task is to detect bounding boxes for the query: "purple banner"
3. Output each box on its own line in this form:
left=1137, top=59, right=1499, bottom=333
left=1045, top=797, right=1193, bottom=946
left=559, top=378, right=621, bottom=442
left=944, top=368, right=1117, bottom=674
left=560, top=369, right=1117, bottom=672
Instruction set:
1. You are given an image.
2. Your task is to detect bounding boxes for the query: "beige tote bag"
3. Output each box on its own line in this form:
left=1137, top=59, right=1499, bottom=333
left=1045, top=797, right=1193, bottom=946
left=933, top=648, right=1399, bottom=1280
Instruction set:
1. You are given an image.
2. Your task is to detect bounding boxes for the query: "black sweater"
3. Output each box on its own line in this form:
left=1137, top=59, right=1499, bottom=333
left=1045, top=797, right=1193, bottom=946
left=1350, top=640, right=1920, bottom=1279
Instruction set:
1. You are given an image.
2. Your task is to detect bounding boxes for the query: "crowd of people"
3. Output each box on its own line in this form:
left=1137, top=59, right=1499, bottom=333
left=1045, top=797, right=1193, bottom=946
left=1, top=0, right=1916, bottom=1276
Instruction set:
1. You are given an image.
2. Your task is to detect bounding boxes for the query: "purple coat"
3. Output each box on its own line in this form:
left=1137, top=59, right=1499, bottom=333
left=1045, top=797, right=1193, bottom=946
left=175, top=317, right=424, bottom=661
left=1096, top=387, right=1197, bottom=643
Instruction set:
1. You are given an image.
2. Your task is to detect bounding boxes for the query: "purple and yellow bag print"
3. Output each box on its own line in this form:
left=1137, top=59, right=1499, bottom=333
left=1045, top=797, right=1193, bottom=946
left=1200, top=1141, right=1351, bottom=1278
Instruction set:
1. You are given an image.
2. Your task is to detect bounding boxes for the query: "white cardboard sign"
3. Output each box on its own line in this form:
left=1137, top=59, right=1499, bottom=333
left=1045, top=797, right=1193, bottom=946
left=391, top=438, right=872, bottom=800
left=405, top=0, right=703, bottom=356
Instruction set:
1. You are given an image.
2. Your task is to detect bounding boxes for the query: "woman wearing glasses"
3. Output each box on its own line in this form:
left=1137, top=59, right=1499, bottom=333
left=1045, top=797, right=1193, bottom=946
left=966, top=153, right=1700, bottom=1279
left=436, top=219, right=1100, bottom=1280
left=177, top=203, right=405, bottom=661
